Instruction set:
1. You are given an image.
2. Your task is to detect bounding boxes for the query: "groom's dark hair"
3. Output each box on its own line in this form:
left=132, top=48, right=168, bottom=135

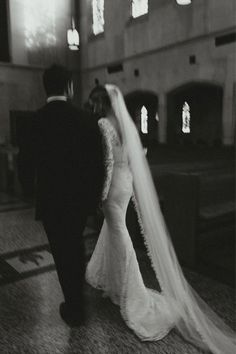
left=43, top=64, right=72, bottom=96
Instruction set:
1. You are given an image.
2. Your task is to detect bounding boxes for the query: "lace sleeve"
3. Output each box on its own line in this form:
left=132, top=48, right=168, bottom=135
left=98, top=119, right=114, bottom=202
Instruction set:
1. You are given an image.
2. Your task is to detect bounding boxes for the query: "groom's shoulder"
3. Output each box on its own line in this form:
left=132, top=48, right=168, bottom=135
left=66, top=103, right=90, bottom=120
left=75, top=107, right=98, bottom=129
left=34, top=103, right=96, bottom=131
left=35, top=102, right=80, bottom=120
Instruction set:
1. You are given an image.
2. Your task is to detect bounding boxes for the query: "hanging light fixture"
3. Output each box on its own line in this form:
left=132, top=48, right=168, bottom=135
left=176, top=0, right=192, bottom=5
left=67, top=17, right=79, bottom=50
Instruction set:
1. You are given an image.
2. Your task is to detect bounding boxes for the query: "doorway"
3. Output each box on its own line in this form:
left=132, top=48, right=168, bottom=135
left=167, top=83, right=223, bottom=146
left=125, top=90, right=159, bottom=149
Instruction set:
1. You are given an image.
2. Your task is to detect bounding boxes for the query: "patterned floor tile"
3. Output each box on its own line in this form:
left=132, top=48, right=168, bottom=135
left=0, top=209, right=47, bottom=254
left=6, top=250, right=54, bottom=273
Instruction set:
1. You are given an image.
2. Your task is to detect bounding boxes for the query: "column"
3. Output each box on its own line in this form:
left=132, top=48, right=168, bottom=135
left=158, top=92, right=167, bottom=144
left=222, top=55, right=235, bottom=145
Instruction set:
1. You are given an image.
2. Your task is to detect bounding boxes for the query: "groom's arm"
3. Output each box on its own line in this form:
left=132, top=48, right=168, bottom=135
left=80, top=111, right=105, bottom=212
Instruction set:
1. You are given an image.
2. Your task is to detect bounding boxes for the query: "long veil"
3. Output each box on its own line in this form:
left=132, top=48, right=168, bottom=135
left=105, top=84, right=236, bottom=354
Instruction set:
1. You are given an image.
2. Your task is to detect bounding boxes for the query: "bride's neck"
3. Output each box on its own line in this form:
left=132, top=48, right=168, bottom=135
left=106, top=113, right=118, bottom=129
left=106, top=111, right=116, bottom=121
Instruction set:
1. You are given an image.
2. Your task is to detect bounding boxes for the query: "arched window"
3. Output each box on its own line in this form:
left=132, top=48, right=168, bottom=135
left=182, top=101, right=191, bottom=133
left=141, top=105, right=148, bottom=134
left=131, top=0, right=148, bottom=18
left=92, top=0, right=104, bottom=35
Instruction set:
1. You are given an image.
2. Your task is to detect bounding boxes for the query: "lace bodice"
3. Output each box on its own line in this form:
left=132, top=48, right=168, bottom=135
left=98, top=118, right=130, bottom=201
left=98, top=118, right=128, bottom=164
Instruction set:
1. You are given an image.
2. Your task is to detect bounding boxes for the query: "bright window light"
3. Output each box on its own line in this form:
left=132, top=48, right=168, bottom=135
left=182, top=101, right=191, bottom=133
left=24, top=0, right=57, bottom=49
left=176, top=0, right=192, bottom=5
left=92, top=0, right=104, bottom=35
left=141, top=105, right=148, bottom=134
left=131, top=0, right=148, bottom=18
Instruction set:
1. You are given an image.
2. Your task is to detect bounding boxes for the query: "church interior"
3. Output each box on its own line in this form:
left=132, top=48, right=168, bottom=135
left=0, top=0, right=235, bottom=353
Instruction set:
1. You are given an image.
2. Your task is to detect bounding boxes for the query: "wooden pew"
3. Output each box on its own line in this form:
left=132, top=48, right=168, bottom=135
left=127, top=171, right=235, bottom=268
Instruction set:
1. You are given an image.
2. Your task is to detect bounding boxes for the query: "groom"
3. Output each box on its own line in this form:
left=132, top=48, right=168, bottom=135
left=33, top=64, right=104, bottom=326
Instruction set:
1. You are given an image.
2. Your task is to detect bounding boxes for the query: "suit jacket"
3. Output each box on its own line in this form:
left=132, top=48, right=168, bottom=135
left=33, top=100, right=104, bottom=220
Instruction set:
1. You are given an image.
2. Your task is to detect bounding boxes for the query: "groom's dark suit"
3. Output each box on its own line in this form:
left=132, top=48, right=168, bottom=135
left=33, top=99, right=104, bottom=313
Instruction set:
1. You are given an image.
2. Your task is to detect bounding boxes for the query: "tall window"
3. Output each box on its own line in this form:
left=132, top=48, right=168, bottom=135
left=182, top=101, right=191, bottom=133
left=92, top=0, right=104, bottom=35
left=141, top=106, right=148, bottom=134
left=0, top=0, right=10, bottom=62
left=131, top=0, right=148, bottom=18
left=24, top=0, right=57, bottom=49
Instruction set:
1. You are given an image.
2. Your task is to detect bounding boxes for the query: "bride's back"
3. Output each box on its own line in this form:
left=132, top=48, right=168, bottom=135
left=99, top=117, right=129, bottom=167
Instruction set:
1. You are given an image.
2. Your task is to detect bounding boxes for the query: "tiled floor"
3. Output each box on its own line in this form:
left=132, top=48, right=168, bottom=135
left=0, top=209, right=47, bottom=254
left=0, top=206, right=235, bottom=353
left=0, top=209, right=97, bottom=286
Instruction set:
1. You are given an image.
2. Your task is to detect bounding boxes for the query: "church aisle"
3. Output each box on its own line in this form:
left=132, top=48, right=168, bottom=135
left=0, top=208, right=234, bottom=353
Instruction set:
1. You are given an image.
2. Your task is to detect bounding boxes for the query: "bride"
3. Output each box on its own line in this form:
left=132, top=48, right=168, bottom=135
left=85, top=84, right=236, bottom=353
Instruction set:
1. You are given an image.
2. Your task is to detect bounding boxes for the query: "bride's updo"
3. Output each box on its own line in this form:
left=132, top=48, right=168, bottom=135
left=89, top=85, right=112, bottom=118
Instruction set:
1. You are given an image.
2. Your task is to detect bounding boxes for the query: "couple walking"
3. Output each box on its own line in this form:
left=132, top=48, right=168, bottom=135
left=33, top=64, right=235, bottom=354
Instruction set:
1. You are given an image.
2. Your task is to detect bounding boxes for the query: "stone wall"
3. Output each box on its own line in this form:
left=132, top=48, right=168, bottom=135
left=0, top=65, right=44, bottom=144
left=80, top=0, right=236, bottom=145
left=0, top=0, right=79, bottom=144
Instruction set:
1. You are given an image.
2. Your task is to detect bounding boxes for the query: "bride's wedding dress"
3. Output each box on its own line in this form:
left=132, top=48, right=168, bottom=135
left=86, top=85, right=236, bottom=353
left=86, top=118, right=176, bottom=340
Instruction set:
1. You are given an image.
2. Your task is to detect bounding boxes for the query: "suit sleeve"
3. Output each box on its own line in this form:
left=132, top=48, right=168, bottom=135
left=83, top=114, right=106, bottom=211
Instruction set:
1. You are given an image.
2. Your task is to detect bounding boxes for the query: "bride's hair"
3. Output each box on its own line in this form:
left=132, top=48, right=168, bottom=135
left=89, top=85, right=111, bottom=118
